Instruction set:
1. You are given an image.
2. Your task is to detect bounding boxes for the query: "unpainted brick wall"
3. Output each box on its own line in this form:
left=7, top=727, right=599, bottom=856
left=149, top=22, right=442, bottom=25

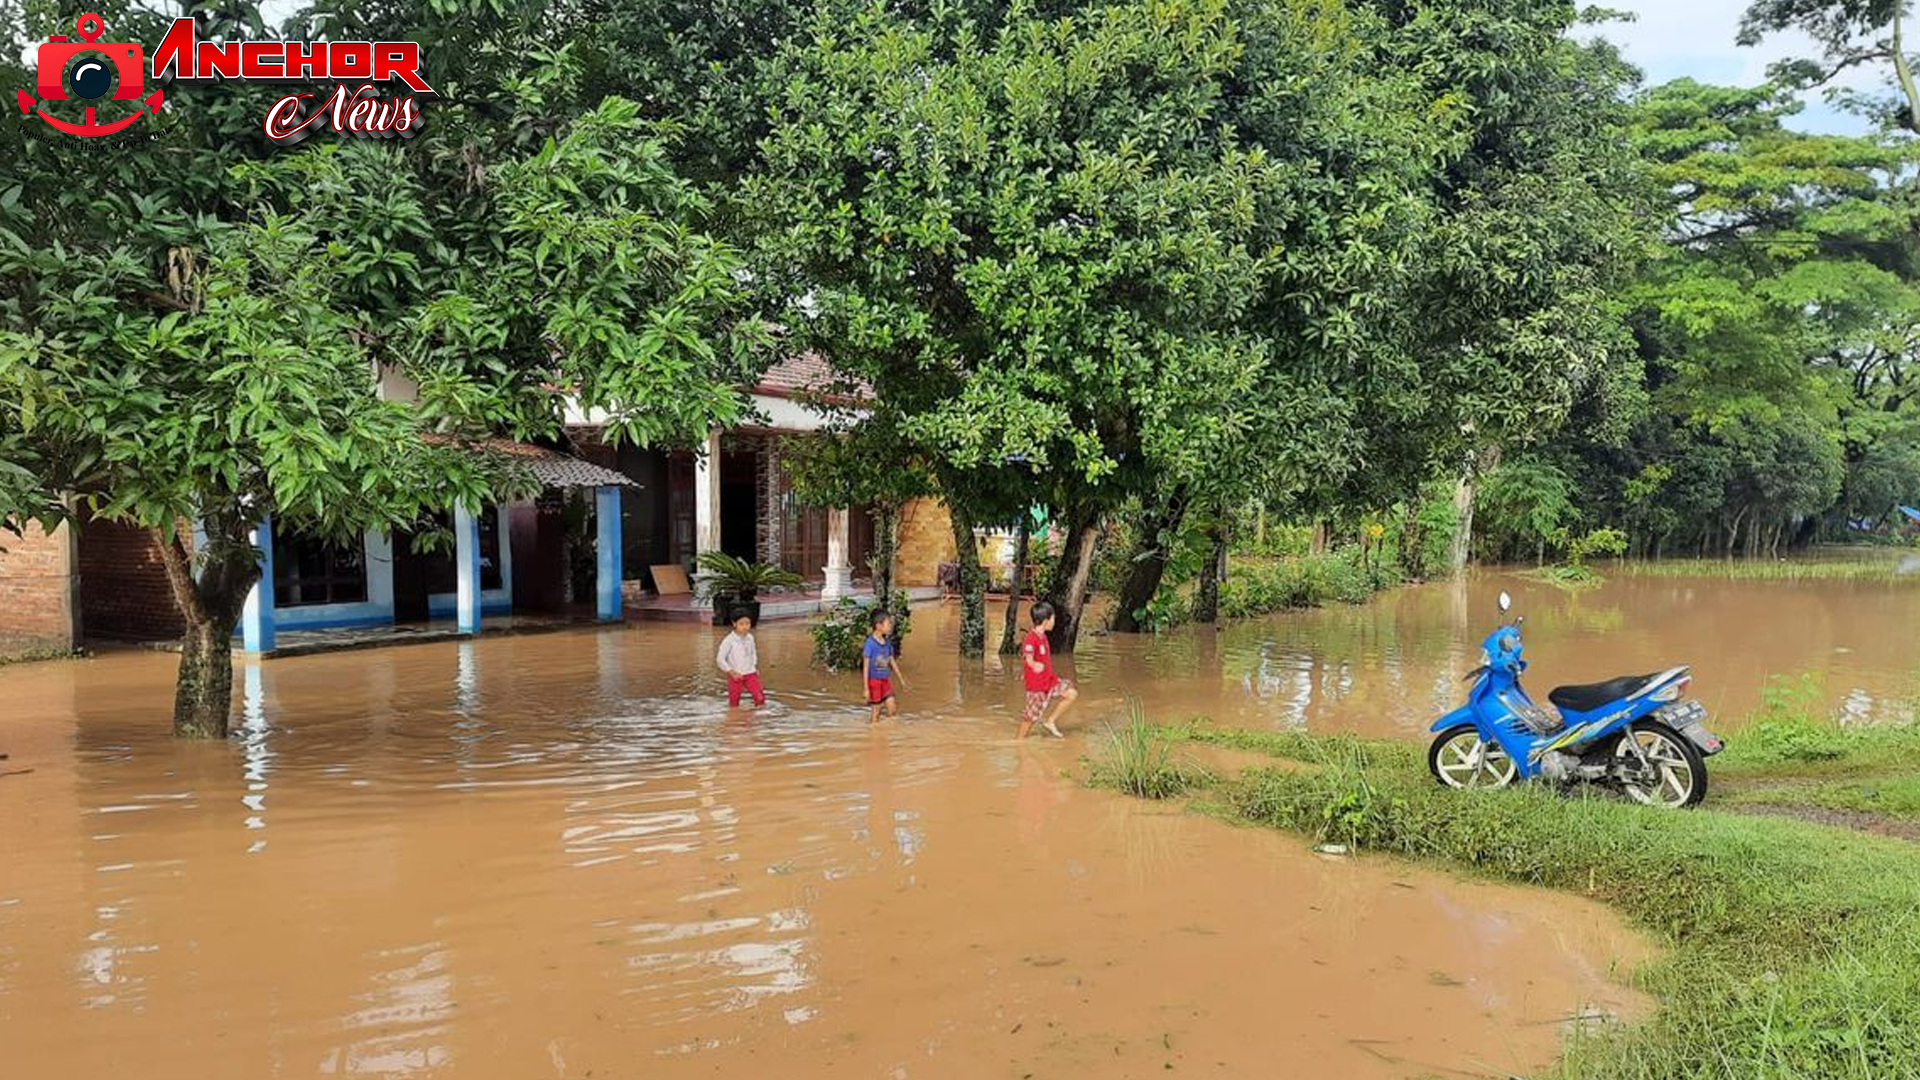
left=0, top=521, right=80, bottom=657
left=78, top=520, right=184, bottom=642
left=895, top=498, right=954, bottom=587
left=751, top=434, right=781, bottom=568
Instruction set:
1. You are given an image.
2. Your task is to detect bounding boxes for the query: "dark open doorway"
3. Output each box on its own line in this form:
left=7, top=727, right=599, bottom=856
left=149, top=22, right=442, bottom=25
left=721, top=449, right=758, bottom=561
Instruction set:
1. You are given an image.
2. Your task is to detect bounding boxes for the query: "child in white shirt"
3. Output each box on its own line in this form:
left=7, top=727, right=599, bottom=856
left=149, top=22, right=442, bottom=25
left=715, top=608, right=766, bottom=708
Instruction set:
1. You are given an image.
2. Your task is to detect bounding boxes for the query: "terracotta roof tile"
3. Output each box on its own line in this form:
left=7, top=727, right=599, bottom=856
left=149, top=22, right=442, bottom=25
left=752, top=353, right=872, bottom=401
left=425, top=435, right=634, bottom=490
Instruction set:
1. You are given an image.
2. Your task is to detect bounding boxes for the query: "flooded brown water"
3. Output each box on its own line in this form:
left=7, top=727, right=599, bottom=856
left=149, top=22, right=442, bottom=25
left=1074, top=565, right=1920, bottom=736
left=16, top=557, right=1907, bottom=1079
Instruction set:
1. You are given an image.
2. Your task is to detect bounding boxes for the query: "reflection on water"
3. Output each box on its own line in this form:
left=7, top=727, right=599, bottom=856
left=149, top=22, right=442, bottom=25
left=14, top=558, right=1907, bottom=1077
left=1062, top=566, right=1920, bottom=734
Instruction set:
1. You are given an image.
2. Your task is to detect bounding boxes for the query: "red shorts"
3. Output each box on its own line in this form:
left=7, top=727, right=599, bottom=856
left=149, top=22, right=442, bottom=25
left=727, top=672, right=765, bottom=707
left=1024, top=678, right=1070, bottom=721
left=866, top=676, right=893, bottom=705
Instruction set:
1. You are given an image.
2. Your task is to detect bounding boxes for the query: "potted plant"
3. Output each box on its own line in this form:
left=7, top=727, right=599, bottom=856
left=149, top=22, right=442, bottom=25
left=696, top=551, right=805, bottom=625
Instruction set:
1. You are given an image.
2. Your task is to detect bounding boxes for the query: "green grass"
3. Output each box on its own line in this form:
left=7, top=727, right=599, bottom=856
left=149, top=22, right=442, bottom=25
left=1722, top=775, right=1920, bottom=822
left=1523, top=562, right=1607, bottom=588
left=1120, top=721, right=1920, bottom=1080
left=1087, top=705, right=1212, bottom=799
left=1716, top=674, right=1920, bottom=780
left=1617, top=555, right=1920, bottom=583
left=1702, top=673, right=1920, bottom=832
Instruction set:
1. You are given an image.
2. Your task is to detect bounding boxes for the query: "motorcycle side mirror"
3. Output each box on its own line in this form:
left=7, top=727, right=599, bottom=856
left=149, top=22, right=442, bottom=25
left=1497, top=591, right=1512, bottom=614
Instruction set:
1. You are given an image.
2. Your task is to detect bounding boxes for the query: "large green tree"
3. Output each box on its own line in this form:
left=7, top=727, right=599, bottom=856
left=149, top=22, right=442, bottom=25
left=1540, top=78, right=1920, bottom=557
left=1, top=1, right=766, bottom=735
left=745, top=0, right=1467, bottom=652
left=1114, top=0, right=1647, bottom=614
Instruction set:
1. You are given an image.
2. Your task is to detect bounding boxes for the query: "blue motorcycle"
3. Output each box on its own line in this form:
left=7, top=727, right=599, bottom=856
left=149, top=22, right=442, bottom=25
left=1427, top=591, right=1725, bottom=808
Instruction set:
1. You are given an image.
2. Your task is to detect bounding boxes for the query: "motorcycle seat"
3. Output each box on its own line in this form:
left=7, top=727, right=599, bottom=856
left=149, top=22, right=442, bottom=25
left=1549, top=673, right=1662, bottom=714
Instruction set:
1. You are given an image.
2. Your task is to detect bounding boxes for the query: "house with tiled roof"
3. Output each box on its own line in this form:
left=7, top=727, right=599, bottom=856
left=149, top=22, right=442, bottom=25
left=564, top=355, right=951, bottom=621
left=2, top=356, right=952, bottom=658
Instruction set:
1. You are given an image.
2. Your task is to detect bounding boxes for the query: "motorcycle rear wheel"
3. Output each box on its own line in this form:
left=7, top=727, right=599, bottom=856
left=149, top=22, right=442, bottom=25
left=1428, top=725, right=1517, bottom=790
left=1613, top=720, right=1708, bottom=808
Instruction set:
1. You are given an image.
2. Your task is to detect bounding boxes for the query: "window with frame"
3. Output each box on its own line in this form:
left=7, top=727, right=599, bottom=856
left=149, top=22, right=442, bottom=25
left=272, top=527, right=369, bottom=607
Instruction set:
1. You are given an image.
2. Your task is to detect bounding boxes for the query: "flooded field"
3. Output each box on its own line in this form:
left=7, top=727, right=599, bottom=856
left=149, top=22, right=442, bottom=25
left=7, top=561, right=1913, bottom=1078
left=1088, top=564, right=1920, bottom=736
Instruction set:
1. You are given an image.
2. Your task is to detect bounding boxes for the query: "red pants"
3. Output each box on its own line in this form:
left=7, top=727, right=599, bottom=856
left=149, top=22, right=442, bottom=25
left=728, top=673, right=766, bottom=707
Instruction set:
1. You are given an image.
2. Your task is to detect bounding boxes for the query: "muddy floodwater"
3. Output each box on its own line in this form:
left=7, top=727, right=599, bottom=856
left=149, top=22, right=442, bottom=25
left=12, top=562, right=1911, bottom=1079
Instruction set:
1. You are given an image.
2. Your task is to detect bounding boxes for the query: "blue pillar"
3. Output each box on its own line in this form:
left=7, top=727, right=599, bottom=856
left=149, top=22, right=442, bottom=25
left=595, top=485, right=623, bottom=622
left=240, top=517, right=276, bottom=653
left=454, top=503, right=483, bottom=634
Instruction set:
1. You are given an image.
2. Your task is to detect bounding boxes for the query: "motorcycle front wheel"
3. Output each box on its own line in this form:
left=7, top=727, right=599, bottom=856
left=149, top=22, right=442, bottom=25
left=1613, top=720, right=1708, bottom=808
left=1428, top=725, right=1517, bottom=790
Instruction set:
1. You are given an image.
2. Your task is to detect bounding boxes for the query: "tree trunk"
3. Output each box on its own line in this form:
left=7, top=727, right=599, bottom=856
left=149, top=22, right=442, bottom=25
left=1450, top=445, right=1500, bottom=572
left=949, top=504, right=988, bottom=657
left=155, top=524, right=258, bottom=739
left=1110, top=487, right=1190, bottom=634
left=1193, top=514, right=1227, bottom=625
left=998, top=513, right=1031, bottom=656
left=173, top=618, right=239, bottom=738
left=1894, top=3, right=1920, bottom=135
left=1791, top=514, right=1820, bottom=551
left=1047, top=507, right=1105, bottom=654
left=1724, top=504, right=1749, bottom=558
left=872, top=501, right=899, bottom=607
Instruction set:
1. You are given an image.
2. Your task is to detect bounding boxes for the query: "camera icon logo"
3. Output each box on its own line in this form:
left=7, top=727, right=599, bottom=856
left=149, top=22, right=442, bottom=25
left=14, top=13, right=165, bottom=137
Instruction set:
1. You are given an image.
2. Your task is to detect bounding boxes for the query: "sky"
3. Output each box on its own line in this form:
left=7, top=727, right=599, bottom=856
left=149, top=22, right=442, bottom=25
left=1585, top=0, right=1879, bottom=134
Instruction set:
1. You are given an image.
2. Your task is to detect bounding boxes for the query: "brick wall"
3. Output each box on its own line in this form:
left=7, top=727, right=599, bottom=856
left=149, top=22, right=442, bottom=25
left=0, top=521, right=80, bottom=657
left=754, top=435, right=781, bottom=567
left=895, top=497, right=954, bottom=587
left=78, top=520, right=184, bottom=642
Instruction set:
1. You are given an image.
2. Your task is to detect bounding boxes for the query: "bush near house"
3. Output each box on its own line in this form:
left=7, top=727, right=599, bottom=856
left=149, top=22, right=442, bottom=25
left=809, top=593, right=913, bottom=671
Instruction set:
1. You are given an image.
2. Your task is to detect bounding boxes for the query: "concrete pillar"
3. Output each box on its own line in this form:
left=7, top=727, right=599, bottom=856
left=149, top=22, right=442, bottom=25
left=694, top=429, right=722, bottom=554
left=594, top=484, right=623, bottom=622
left=454, top=502, right=483, bottom=634
left=240, top=517, right=276, bottom=653
left=693, top=429, right=723, bottom=595
left=821, top=506, right=853, bottom=601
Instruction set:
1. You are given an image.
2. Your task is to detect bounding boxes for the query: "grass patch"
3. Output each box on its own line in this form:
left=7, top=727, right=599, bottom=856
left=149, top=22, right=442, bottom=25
left=1164, top=720, right=1415, bottom=771
left=1088, top=706, right=1211, bottom=799
left=1136, top=721, right=1920, bottom=1079
left=1524, top=562, right=1606, bottom=588
left=1718, top=674, right=1920, bottom=779
left=1723, top=775, right=1920, bottom=822
left=1618, top=555, right=1920, bottom=583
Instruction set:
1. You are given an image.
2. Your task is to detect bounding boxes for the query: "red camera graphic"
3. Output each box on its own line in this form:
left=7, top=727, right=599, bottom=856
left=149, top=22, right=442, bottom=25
left=15, top=13, right=164, bottom=137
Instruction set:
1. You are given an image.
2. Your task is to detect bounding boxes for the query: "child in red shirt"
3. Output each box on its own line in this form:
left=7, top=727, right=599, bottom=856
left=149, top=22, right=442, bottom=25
left=1019, top=601, right=1078, bottom=739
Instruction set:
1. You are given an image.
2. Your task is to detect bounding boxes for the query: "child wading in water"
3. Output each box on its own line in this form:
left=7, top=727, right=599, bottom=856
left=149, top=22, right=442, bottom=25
left=716, top=607, right=766, bottom=709
left=863, top=608, right=907, bottom=723
left=1020, top=602, right=1078, bottom=739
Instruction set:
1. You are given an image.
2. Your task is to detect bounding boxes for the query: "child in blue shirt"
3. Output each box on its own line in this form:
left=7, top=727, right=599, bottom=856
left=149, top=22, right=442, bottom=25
left=863, top=608, right=907, bottom=723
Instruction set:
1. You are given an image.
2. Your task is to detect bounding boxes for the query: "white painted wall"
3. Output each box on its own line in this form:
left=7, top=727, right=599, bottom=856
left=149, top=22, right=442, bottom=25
left=562, top=393, right=859, bottom=432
